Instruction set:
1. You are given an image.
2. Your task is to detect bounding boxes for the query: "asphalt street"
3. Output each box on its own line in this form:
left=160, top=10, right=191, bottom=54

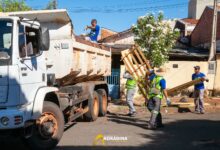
left=1, top=111, right=220, bottom=150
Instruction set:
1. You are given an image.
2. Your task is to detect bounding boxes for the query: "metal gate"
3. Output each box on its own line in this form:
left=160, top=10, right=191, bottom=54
left=105, top=69, right=120, bottom=99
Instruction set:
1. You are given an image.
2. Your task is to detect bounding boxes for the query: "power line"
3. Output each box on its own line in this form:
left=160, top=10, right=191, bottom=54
left=69, top=2, right=187, bottom=13
left=104, top=0, right=176, bottom=8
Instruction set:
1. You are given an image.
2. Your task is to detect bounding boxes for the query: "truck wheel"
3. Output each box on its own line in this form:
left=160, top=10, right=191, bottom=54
left=84, top=91, right=99, bottom=121
left=97, top=89, right=108, bottom=116
left=26, top=101, right=64, bottom=150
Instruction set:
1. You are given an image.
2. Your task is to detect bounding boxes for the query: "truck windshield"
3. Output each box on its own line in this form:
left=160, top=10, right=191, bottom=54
left=0, top=19, right=12, bottom=64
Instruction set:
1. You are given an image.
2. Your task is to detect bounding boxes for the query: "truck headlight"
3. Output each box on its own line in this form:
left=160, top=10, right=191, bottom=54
left=1, top=117, right=9, bottom=126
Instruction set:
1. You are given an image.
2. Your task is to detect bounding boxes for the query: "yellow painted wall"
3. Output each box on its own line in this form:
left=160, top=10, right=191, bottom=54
left=120, top=61, right=216, bottom=98
left=214, top=54, right=220, bottom=94
left=163, top=61, right=214, bottom=90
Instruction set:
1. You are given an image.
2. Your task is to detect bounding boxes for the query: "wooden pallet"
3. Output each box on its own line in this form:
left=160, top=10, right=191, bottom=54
left=121, top=45, right=151, bottom=99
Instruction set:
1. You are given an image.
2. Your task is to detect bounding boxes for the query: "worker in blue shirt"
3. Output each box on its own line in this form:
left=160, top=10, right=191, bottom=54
left=85, top=19, right=100, bottom=42
left=146, top=69, right=170, bottom=129
left=192, top=66, right=207, bottom=114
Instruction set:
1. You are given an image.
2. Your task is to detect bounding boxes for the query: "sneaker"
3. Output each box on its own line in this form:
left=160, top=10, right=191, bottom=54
left=200, top=111, right=205, bottom=114
left=127, top=111, right=136, bottom=117
left=194, top=111, right=200, bottom=114
left=147, top=123, right=156, bottom=130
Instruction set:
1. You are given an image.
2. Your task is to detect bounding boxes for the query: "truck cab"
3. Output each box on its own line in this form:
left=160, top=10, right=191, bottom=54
left=0, top=16, right=50, bottom=129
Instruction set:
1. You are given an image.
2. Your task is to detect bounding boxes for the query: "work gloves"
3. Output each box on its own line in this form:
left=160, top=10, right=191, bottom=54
left=166, top=98, right=171, bottom=106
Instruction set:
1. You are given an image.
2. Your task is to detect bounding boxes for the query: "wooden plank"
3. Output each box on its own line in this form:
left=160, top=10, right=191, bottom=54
left=133, top=49, right=149, bottom=72
left=130, top=54, right=145, bottom=77
left=131, top=47, right=150, bottom=97
left=135, top=46, right=152, bottom=70
left=167, top=78, right=205, bottom=95
left=121, top=50, right=141, bottom=78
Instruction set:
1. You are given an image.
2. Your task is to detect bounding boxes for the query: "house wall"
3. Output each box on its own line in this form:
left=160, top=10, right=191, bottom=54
left=191, top=7, right=220, bottom=47
left=188, top=0, right=214, bottom=19
left=214, top=54, right=220, bottom=95
left=163, top=61, right=215, bottom=90
left=120, top=61, right=215, bottom=98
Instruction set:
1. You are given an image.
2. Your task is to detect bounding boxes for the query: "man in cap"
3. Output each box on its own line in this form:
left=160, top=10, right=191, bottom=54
left=123, top=71, right=137, bottom=117
left=192, top=66, right=207, bottom=114
left=146, top=69, right=171, bottom=129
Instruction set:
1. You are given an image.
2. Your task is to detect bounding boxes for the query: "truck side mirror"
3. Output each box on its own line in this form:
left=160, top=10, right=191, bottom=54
left=39, top=27, right=50, bottom=51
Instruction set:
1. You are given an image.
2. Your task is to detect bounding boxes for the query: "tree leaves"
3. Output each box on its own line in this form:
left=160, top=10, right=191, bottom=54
left=0, top=0, right=31, bottom=12
left=45, top=0, right=57, bottom=10
left=132, top=12, right=179, bottom=67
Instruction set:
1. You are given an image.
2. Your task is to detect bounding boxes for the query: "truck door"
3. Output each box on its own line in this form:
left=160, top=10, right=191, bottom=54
left=0, top=20, right=13, bottom=103
left=18, top=23, right=46, bottom=105
left=0, top=66, right=9, bottom=103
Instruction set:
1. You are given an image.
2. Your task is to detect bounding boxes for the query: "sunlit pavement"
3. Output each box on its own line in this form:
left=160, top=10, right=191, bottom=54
left=1, top=110, right=220, bottom=150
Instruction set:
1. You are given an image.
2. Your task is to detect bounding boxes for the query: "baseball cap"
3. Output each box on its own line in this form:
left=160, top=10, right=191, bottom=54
left=194, top=66, right=200, bottom=69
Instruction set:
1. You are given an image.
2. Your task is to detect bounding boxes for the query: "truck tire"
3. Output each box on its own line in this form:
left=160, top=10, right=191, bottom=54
left=84, top=91, right=99, bottom=121
left=97, top=89, right=108, bottom=116
left=26, top=101, right=64, bottom=150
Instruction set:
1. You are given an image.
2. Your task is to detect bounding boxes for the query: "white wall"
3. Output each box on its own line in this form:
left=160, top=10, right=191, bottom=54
left=188, top=0, right=214, bottom=19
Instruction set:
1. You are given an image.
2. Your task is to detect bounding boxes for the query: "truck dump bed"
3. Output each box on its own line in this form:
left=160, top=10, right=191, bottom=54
left=6, top=9, right=111, bottom=86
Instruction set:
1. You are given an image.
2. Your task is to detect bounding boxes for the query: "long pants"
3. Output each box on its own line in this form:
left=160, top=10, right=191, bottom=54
left=126, top=88, right=136, bottom=113
left=194, top=89, right=205, bottom=112
left=147, top=97, right=162, bottom=126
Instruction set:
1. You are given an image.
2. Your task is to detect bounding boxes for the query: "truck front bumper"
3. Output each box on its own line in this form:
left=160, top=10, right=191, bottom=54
left=0, top=108, right=25, bottom=129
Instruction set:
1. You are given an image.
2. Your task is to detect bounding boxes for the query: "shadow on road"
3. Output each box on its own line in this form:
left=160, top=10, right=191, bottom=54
left=107, top=113, right=149, bottom=129
left=1, top=114, right=220, bottom=150
left=56, top=114, right=220, bottom=150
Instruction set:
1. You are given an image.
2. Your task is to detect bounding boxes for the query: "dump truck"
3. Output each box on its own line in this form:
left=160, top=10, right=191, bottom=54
left=0, top=9, right=111, bottom=149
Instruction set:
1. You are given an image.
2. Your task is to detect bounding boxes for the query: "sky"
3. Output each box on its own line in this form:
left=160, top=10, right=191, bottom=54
left=26, top=0, right=189, bottom=35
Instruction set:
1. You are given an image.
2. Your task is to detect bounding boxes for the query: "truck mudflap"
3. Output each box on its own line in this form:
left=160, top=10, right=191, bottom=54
left=0, top=108, right=26, bottom=129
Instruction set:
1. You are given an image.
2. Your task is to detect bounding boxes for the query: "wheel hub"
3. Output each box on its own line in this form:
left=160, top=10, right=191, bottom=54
left=93, top=97, right=98, bottom=116
left=37, top=112, right=58, bottom=139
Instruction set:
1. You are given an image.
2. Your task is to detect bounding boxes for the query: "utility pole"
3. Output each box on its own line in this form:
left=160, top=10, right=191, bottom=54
left=209, top=0, right=218, bottom=61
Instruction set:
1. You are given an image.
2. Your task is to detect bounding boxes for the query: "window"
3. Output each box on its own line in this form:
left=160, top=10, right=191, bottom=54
left=0, top=20, right=13, bottom=61
left=3, top=33, right=12, bottom=49
left=208, top=61, right=216, bottom=74
left=19, top=24, right=40, bottom=58
left=19, top=25, right=26, bottom=58
left=173, top=64, right=178, bottom=68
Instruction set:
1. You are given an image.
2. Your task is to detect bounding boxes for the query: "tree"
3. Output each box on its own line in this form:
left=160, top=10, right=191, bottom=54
left=132, top=12, right=179, bottom=67
left=45, top=0, right=57, bottom=10
left=0, top=0, right=31, bottom=12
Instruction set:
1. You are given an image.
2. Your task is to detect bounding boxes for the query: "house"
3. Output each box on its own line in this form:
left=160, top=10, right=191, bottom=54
left=175, top=18, right=198, bottom=37
left=188, top=0, right=214, bottom=19
left=100, top=29, right=134, bottom=52
left=191, top=6, right=220, bottom=50
left=100, top=28, right=117, bottom=40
